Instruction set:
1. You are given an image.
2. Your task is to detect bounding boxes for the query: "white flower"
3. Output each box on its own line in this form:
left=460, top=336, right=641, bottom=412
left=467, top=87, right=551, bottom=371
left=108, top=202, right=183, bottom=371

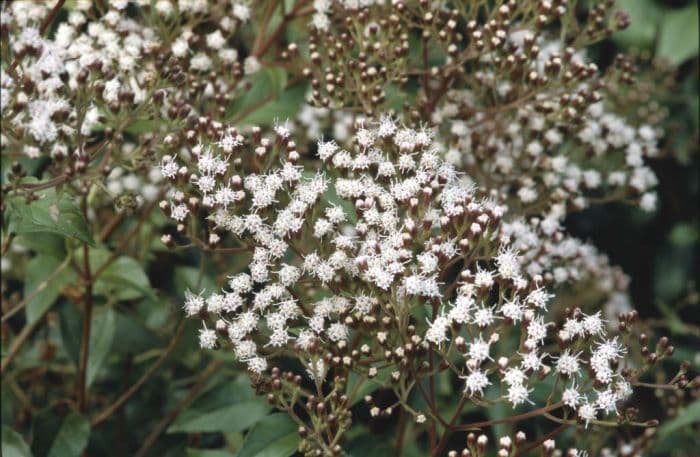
left=640, top=192, right=657, bottom=212
left=311, top=12, right=330, bottom=31
left=199, top=325, right=217, bottom=349
left=425, top=315, right=450, bottom=346
left=520, top=350, right=546, bottom=372
left=307, top=359, right=326, bottom=381
left=244, top=56, right=260, bottom=75
left=170, top=203, right=189, bottom=221
left=502, top=367, right=527, bottom=386
left=526, top=288, right=552, bottom=309
left=471, top=306, right=496, bottom=327
left=206, top=30, right=226, bottom=49
left=555, top=350, right=581, bottom=377
left=462, top=369, right=490, bottom=396
left=506, top=383, right=532, bottom=406
left=578, top=401, right=598, bottom=427
left=318, top=139, right=339, bottom=161
left=474, top=269, right=494, bottom=288
left=467, top=337, right=492, bottom=364
left=246, top=356, right=267, bottom=374
left=526, top=316, right=548, bottom=343
left=495, top=247, right=521, bottom=279
left=232, top=2, right=251, bottom=21
left=582, top=312, right=605, bottom=336
left=327, top=322, right=349, bottom=342
left=184, top=290, right=205, bottom=316
left=562, top=384, right=582, bottom=408
left=595, top=388, right=620, bottom=414
left=500, top=299, right=524, bottom=322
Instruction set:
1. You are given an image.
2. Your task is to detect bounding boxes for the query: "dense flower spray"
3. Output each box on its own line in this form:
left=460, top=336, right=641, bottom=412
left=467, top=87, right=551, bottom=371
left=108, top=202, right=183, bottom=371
left=161, top=117, right=685, bottom=455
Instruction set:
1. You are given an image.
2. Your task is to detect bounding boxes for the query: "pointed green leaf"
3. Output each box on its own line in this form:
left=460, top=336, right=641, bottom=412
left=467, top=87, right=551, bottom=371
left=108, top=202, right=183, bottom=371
left=226, top=68, right=290, bottom=122
left=186, top=450, right=237, bottom=457
left=6, top=194, right=93, bottom=246
left=58, top=301, right=82, bottom=367
left=168, top=401, right=269, bottom=434
left=235, top=414, right=299, bottom=457
left=86, top=309, right=117, bottom=387
left=234, top=82, right=308, bottom=126
left=658, top=400, right=700, bottom=438
left=613, top=0, right=663, bottom=49
left=46, top=413, right=90, bottom=457
left=24, top=256, right=75, bottom=324
left=657, top=4, right=699, bottom=66
left=1, top=427, right=32, bottom=457
left=89, top=249, right=154, bottom=301
left=31, top=409, right=62, bottom=457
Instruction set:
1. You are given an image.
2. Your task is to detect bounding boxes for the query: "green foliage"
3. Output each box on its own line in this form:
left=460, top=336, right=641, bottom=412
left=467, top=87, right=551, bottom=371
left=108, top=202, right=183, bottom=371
left=1, top=427, right=32, bottom=457
left=5, top=193, right=93, bottom=246
left=237, top=82, right=308, bottom=127
left=614, top=0, right=699, bottom=67
left=226, top=67, right=300, bottom=125
left=186, top=450, right=237, bottom=457
left=85, top=309, right=116, bottom=387
left=234, top=414, right=299, bottom=457
left=658, top=400, right=700, bottom=439
left=613, top=0, right=664, bottom=49
left=57, top=300, right=83, bottom=367
left=88, top=248, right=154, bottom=301
left=656, top=3, right=700, bottom=66
left=24, top=255, right=75, bottom=323
left=41, top=413, right=90, bottom=457
left=168, top=401, right=270, bottom=434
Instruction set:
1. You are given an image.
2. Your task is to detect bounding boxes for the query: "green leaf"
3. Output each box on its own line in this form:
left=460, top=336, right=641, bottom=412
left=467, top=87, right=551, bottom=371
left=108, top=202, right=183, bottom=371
left=348, top=368, right=390, bottom=406
left=186, top=450, right=237, bottom=457
left=346, top=432, right=393, bottom=457
left=656, top=301, right=689, bottom=335
left=56, top=305, right=116, bottom=385
left=1, top=426, right=32, bottom=457
left=654, top=244, right=694, bottom=303
left=31, top=409, right=62, bottom=457
left=1, top=384, right=16, bottom=424
left=6, top=194, right=93, bottom=246
left=1, top=159, right=43, bottom=187
left=658, top=400, right=700, bottom=438
left=45, top=413, right=90, bottom=457
left=86, top=309, right=117, bottom=387
left=234, top=414, right=299, bottom=457
left=226, top=68, right=291, bottom=122
left=18, top=234, right=66, bottom=259
left=669, top=223, right=699, bottom=246
left=613, top=0, right=663, bottom=49
left=126, top=118, right=159, bottom=136
left=89, top=249, right=154, bottom=301
left=235, top=82, right=308, bottom=126
left=174, top=266, right=217, bottom=293
left=24, top=256, right=75, bottom=324
left=656, top=3, right=700, bottom=66
left=111, top=310, right=161, bottom=357
left=168, top=401, right=269, bottom=434
left=58, top=301, right=82, bottom=367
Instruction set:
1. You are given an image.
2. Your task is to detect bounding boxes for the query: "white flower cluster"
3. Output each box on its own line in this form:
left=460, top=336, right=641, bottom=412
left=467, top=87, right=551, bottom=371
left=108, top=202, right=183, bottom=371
left=434, top=35, right=661, bottom=215
left=165, top=117, right=504, bottom=373
left=311, top=0, right=384, bottom=32
left=430, top=267, right=632, bottom=425
left=2, top=1, right=161, bottom=148
left=163, top=116, right=636, bottom=430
